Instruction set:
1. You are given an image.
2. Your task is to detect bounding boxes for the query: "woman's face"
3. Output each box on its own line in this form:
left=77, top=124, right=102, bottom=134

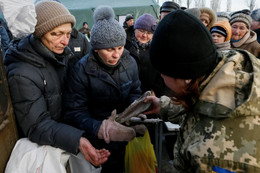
left=231, top=22, right=248, bottom=41
left=134, top=29, right=153, bottom=44
left=161, top=74, right=189, bottom=97
left=212, top=32, right=226, bottom=43
left=41, top=23, right=72, bottom=54
left=95, top=46, right=124, bottom=66
left=200, top=13, right=210, bottom=27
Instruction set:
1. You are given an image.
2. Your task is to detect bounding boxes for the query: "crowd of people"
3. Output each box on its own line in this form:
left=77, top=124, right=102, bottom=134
left=1, top=0, right=260, bottom=173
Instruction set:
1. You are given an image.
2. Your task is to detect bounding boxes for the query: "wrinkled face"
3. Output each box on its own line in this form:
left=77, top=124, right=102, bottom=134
left=231, top=22, right=248, bottom=41
left=251, top=20, right=260, bottom=31
left=126, top=19, right=134, bottom=27
left=159, top=11, right=170, bottom=20
left=200, top=13, right=210, bottom=26
left=41, top=23, right=72, bottom=54
left=135, top=29, right=153, bottom=44
left=211, top=32, right=226, bottom=43
left=161, top=74, right=187, bottom=97
left=94, top=46, right=124, bottom=66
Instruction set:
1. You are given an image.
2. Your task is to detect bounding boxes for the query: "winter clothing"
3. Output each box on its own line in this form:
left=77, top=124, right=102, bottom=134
left=231, top=30, right=260, bottom=58
left=98, top=110, right=136, bottom=143
left=134, top=14, right=157, bottom=33
left=160, top=1, right=180, bottom=13
left=67, top=27, right=90, bottom=68
left=4, top=35, right=84, bottom=154
left=251, top=9, right=260, bottom=43
left=230, top=11, right=252, bottom=29
left=0, top=26, right=10, bottom=57
left=90, top=6, right=126, bottom=50
left=150, top=10, right=217, bottom=79
left=184, top=8, right=201, bottom=19
left=200, top=7, right=217, bottom=29
left=125, top=14, right=134, bottom=22
left=210, top=20, right=232, bottom=50
left=34, top=1, right=75, bottom=38
left=210, top=20, right=231, bottom=42
left=63, top=49, right=141, bottom=172
left=125, top=37, right=166, bottom=97
left=216, top=11, right=231, bottom=21
left=159, top=49, right=260, bottom=172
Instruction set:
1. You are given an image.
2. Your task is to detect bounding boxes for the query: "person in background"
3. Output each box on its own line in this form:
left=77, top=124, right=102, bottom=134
left=230, top=11, right=260, bottom=58
left=63, top=6, right=143, bottom=173
left=159, top=1, right=180, bottom=20
left=123, top=14, right=135, bottom=42
left=216, top=11, right=231, bottom=22
left=0, top=18, right=13, bottom=41
left=184, top=8, right=201, bottom=19
left=210, top=20, right=231, bottom=50
left=4, top=1, right=110, bottom=172
left=125, top=13, right=165, bottom=97
left=145, top=9, right=260, bottom=173
left=199, top=7, right=216, bottom=30
left=0, top=20, right=10, bottom=58
left=250, top=8, right=260, bottom=43
left=79, top=21, right=91, bottom=41
left=67, top=27, right=90, bottom=70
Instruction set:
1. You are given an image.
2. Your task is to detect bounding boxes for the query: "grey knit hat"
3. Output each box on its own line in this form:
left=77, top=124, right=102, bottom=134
left=134, top=14, right=157, bottom=33
left=230, top=11, right=252, bottom=29
left=34, top=1, right=75, bottom=38
left=251, top=8, right=260, bottom=22
left=184, top=8, right=201, bottom=19
left=90, top=6, right=126, bottom=50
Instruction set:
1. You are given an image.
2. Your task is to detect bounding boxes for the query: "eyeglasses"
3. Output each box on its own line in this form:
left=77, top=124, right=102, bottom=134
left=137, top=29, right=153, bottom=36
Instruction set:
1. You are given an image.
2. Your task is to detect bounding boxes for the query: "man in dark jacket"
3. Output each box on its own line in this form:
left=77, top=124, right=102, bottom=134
left=63, top=6, right=142, bottom=173
left=4, top=1, right=109, bottom=172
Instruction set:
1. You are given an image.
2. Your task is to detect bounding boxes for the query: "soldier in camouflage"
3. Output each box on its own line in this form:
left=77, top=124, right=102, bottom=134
left=144, top=10, right=260, bottom=172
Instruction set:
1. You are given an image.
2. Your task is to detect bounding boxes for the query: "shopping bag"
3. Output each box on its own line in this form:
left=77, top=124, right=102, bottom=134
left=125, top=130, right=158, bottom=173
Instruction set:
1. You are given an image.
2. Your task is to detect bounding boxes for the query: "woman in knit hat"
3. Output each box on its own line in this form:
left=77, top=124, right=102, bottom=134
left=4, top=1, right=110, bottom=172
left=143, top=10, right=260, bottom=172
left=230, top=11, right=260, bottom=58
left=210, top=20, right=232, bottom=50
left=63, top=5, right=143, bottom=173
left=125, top=13, right=166, bottom=97
left=199, top=7, right=217, bottom=30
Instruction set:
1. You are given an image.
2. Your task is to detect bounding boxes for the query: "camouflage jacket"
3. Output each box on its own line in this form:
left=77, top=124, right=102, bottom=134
left=160, top=50, right=260, bottom=173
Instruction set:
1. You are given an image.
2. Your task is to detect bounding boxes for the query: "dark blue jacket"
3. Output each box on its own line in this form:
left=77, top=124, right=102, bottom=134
left=4, top=35, right=84, bottom=154
left=63, top=49, right=142, bottom=139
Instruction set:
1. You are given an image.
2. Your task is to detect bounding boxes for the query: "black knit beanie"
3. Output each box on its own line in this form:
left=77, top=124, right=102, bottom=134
left=150, top=10, right=217, bottom=79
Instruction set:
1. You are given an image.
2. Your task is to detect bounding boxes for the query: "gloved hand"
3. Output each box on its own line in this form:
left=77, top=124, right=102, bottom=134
left=98, top=110, right=136, bottom=143
left=131, top=124, right=147, bottom=136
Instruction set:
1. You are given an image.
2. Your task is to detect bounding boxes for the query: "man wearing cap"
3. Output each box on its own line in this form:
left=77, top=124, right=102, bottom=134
left=4, top=1, right=110, bottom=172
left=159, top=1, right=180, bottom=20
left=251, top=8, right=260, bottom=43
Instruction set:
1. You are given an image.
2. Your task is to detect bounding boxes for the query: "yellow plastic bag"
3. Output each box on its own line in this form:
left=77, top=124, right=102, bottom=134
left=125, top=130, right=158, bottom=173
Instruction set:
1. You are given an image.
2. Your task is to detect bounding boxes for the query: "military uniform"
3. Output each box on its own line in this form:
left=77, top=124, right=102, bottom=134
left=160, top=50, right=260, bottom=172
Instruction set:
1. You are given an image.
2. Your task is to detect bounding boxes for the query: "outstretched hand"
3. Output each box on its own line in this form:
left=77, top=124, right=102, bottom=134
left=79, top=137, right=110, bottom=166
left=143, top=96, right=161, bottom=115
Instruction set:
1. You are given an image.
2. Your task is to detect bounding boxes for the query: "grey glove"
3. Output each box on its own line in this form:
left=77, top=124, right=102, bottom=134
left=132, top=124, right=147, bottom=136
left=98, top=110, right=136, bottom=143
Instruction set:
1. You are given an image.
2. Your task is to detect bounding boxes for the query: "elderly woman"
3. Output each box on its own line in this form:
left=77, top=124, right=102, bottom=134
left=230, top=11, right=260, bottom=58
left=125, top=13, right=166, bottom=97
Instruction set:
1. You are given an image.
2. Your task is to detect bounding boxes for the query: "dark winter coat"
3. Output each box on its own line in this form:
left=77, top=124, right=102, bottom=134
left=125, top=37, right=166, bottom=97
left=63, top=49, right=141, bottom=139
left=68, top=27, right=90, bottom=64
left=4, top=34, right=84, bottom=154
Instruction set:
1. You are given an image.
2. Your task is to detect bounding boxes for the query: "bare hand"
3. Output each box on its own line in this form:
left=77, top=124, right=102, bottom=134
left=79, top=137, right=110, bottom=166
left=143, top=96, right=161, bottom=115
